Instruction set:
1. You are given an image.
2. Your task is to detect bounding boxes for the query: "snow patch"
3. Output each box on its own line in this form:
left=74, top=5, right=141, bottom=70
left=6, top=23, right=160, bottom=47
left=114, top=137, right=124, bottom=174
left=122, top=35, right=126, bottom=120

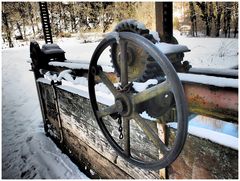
left=178, top=73, right=238, bottom=88
left=139, top=111, right=157, bottom=121
left=59, top=79, right=114, bottom=106
left=44, top=71, right=58, bottom=81
left=106, top=32, right=120, bottom=44
left=132, top=79, right=158, bottom=92
left=49, top=61, right=89, bottom=70
left=168, top=122, right=238, bottom=150
left=37, top=78, right=51, bottom=85
left=114, top=19, right=146, bottom=30
left=48, top=61, right=113, bottom=72
left=57, top=70, right=74, bottom=82
left=155, top=42, right=190, bottom=54
left=150, top=31, right=161, bottom=42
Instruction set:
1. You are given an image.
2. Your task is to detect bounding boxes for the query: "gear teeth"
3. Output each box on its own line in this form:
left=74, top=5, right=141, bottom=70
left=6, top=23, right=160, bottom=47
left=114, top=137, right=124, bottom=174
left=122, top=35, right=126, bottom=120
left=110, top=20, right=169, bottom=82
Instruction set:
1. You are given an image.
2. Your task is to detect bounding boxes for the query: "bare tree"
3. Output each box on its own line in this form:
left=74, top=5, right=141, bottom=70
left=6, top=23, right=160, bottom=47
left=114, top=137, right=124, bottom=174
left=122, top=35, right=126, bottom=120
left=196, top=2, right=211, bottom=36
left=232, top=2, right=238, bottom=38
left=2, top=3, right=14, bottom=47
left=28, top=3, right=36, bottom=38
left=223, top=2, right=233, bottom=38
left=189, top=2, right=197, bottom=37
left=17, top=2, right=28, bottom=40
left=213, top=2, right=222, bottom=37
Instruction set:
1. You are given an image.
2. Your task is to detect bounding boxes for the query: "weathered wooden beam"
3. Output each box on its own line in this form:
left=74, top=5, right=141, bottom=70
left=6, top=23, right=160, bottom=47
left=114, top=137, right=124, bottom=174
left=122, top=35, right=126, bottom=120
left=39, top=66, right=238, bottom=123
left=38, top=81, right=238, bottom=179
left=167, top=129, right=238, bottom=179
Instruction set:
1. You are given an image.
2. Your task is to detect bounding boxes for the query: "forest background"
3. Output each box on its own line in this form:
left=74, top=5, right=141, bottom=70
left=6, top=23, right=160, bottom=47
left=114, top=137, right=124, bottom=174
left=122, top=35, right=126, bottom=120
left=2, top=2, right=238, bottom=48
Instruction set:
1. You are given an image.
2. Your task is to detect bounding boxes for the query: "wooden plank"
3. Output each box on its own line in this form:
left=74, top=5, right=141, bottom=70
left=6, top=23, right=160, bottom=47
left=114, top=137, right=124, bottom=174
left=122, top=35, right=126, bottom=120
left=167, top=129, right=238, bottom=179
left=38, top=81, right=238, bottom=179
left=56, top=88, right=160, bottom=179
left=39, top=82, right=159, bottom=178
left=157, top=123, right=166, bottom=179
left=61, top=128, right=133, bottom=179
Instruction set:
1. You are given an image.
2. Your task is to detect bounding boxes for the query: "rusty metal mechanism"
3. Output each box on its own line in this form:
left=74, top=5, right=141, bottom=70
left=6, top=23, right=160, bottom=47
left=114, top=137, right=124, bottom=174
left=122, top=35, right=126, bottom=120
left=110, top=20, right=191, bottom=119
left=88, top=32, right=188, bottom=169
left=110, top=20, right=191, bottom=83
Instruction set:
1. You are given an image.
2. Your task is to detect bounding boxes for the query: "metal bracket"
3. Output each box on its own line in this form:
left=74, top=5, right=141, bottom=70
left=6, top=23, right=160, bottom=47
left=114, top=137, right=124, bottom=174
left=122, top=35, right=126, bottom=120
left=51, top=80, right=64, bottom=143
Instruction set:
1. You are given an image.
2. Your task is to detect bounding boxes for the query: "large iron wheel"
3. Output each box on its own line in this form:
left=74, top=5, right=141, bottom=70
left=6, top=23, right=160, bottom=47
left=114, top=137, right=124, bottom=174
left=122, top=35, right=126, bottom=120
left=88, top=32, right=188, bottom=170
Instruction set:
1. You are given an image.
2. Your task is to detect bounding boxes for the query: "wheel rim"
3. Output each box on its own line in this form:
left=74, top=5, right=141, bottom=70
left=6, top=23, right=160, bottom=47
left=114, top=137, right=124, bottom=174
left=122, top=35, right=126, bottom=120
left=88, top=32, right=188, bottom=170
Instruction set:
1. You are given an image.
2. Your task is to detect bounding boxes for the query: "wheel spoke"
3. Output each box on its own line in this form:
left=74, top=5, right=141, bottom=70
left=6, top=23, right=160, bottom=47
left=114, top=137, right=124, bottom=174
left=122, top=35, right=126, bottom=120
left=133, top=80, right=171, bottom=105
left=120, top=40, right=128, bottom=87
left=98, top=69, right=118, bottom=97
left=122, top=117, right=130, bottom=156
left=97, top=104, right=118, bottom=118
left=134, top=113, right=169, bottom=155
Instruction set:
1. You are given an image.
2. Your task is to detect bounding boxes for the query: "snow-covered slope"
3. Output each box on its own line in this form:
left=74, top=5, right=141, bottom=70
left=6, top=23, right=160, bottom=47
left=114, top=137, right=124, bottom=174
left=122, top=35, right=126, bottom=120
left=174, top=30, right=238, bottom=68
left=2, top=46, right=88, bottom=179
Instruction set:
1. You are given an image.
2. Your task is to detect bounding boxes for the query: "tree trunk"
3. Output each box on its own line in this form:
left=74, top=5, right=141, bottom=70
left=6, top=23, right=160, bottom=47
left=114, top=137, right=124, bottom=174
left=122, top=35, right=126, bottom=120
left=233, top=2, right=238, bottom=38
left=16, top=22, right=23, bottom=39
left=2, top=12, right=14, bottom=48
left=28, top=3, right=36, bottom=38
left=22, top=19, right=27, bottom=40
left=214, top=2, right=222, bottom=37
left=189, top=2, right=195, bottom=37
left=61, top=4, right=68, bottom=32
left=194, top=19, right=198, bottom=37
left=196, top=2, right=211, bottom=36
left=208, top=2, right=214, bottom=36
left=223, top=8, right=227, bottom=38
left=49, top=3, right=55, bottom=36
left=18, top=3, right=27, bottom=40
left=226, top=3, right=232, bottom=38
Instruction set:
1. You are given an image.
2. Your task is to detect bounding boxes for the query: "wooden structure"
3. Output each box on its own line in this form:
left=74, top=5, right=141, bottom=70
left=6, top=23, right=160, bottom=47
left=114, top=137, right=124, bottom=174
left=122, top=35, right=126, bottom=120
left=34, top=74, right=238, bottom=179
left=30, top=2, right=238, bottom=179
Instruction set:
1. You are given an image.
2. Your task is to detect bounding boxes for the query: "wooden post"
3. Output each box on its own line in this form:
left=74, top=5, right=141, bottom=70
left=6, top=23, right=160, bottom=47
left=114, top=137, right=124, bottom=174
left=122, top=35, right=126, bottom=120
left=155, top=3, right=172, bottom=177
left=157, top=123, right=166, bottom=179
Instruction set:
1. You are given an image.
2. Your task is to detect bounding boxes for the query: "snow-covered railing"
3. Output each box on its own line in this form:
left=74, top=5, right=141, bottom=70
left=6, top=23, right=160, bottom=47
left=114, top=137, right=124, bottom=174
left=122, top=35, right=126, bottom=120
left=42, top=61, right=238, bottom=123
left=37, top=76, right=238, bottom=151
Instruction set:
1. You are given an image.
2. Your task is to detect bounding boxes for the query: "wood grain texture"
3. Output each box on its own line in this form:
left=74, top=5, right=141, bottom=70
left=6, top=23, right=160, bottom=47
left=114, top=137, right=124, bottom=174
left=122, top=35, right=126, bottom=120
left=38, top=82, right=238, bottom=179
left=167, top=130, right=238, bottom=179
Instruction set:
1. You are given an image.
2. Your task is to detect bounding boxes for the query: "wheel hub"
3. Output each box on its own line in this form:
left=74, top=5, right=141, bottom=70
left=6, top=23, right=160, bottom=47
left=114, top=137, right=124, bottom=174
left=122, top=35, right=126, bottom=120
left=115, top=93, right=132, bottom=117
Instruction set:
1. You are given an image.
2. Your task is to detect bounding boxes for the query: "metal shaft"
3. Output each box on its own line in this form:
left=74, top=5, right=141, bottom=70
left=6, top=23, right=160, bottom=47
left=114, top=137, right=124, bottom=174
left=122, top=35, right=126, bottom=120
left=120, top=40, right=128, bottom=87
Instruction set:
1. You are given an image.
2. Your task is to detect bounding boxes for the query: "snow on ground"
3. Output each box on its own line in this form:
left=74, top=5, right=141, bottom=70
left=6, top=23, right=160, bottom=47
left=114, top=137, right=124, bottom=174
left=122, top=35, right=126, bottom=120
left=57, top=31, right=238, bottom=70
left=174, top=30, right=238, bottom=69
left=2, top=46, right=88, bottom=179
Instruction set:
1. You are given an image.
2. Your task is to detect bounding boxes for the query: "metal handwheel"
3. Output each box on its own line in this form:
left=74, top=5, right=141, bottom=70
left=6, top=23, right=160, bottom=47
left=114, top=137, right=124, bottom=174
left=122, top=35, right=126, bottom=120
left=88, top=32, right=188, bottom=170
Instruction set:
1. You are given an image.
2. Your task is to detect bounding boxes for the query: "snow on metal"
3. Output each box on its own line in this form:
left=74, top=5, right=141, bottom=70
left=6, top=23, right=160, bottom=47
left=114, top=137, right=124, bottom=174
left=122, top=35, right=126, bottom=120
left=48, top=61, right=114, bottom=72
left=154, top=42, right=190, bottom=54
left=114, top=19, right=146, bottom=31
left=178, top=73, right=238, bottom=88
left=132, top=79, right=158, bottom=92
left=106, top=32, right=120, bottom=44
